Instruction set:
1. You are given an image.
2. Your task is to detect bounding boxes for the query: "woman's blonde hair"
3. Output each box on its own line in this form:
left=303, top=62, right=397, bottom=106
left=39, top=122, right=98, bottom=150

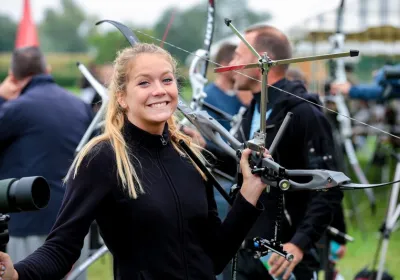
left=66, top=43, right=206, bottom=199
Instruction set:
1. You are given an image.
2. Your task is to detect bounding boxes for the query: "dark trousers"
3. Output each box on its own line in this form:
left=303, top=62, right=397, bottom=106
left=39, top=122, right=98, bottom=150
left=234, top=249, right=317, bottom=280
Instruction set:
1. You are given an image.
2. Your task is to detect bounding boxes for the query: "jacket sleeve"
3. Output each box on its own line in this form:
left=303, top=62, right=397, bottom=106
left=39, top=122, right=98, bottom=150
left=0, top=97, right=6, bottom=106
left=0, top=99, right=20, bottom=148
left=202, top=180, right=263, bottom=274
left=289, top=105, right=344, bottom=251
left=329, top=202, right=348, bottom=245
left=14, top=143, right=114, bottom=280
left=349, top=84, right=383, bottom=100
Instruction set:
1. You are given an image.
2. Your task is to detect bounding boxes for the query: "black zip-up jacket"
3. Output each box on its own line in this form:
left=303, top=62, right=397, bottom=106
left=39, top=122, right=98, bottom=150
left=14, top=120, right=263, bottom=280
left=234, top=78, right=343, bottom=255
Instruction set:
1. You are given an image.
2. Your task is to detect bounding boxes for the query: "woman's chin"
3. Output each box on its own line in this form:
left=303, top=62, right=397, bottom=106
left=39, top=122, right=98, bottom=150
left=147, top=112, right=173, bottom=124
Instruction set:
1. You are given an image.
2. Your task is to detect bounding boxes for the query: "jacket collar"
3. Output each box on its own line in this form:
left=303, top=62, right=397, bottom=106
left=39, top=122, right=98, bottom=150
left=20, top=74, right=55, bottom=95
left=122, top=118, right=170, bottom=149
left=252, top=78, right=287, bottom=112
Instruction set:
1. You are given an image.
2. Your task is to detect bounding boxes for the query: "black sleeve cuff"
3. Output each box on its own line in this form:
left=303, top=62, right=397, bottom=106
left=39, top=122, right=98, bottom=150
left=230, top=191, right=264, bottom=221
left=14, top=263, right=28, bottom=280
left=290, top=231, right=312, bottom=252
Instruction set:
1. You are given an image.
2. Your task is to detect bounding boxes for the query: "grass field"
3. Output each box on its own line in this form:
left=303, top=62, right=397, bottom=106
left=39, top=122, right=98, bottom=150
left=67, top=86, right=400, bottom=279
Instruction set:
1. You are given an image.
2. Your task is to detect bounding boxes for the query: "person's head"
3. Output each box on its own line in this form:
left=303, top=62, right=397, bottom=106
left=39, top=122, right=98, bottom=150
left=286, top=67, right=308, bottom=88
left=69, top=43, right=205, bottom=199
left=230, top=25, right=292, bottom=92
left=214, top=43, right=237, bottom=82
left=110, top=44, right=179, bottom=135
left=9, top=46, right=49, bottom=89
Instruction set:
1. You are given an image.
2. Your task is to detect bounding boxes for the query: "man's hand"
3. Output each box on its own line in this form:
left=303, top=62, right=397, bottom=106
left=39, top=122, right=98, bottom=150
left=180, top=125, right=207, bottom=148
left=268, top=243, right=304, bottom=280
left=330, top=81, right=351, bottom=95
left=335, top=245, right=347, bottom=259
left=0, top=76, right=21, bottom=101
left=336, top=244, right=347, bottom=259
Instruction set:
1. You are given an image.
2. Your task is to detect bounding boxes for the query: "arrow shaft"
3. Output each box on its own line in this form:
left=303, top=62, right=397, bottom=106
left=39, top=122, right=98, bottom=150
left=214, top=63, right=259, bottom=73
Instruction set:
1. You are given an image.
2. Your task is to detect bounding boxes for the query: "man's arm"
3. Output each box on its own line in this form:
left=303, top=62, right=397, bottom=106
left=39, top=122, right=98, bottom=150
left=348, top=84, right=383, bottom=100
left=0, top=100, right=20, bottom=148
left=0, top=76, right=22, bottom=146
left=268, top=102, right=344, bottom=278
left=290, top=104, right=344, bottom=251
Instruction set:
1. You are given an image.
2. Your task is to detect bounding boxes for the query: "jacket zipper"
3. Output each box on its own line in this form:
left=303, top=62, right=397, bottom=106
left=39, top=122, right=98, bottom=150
left=156, top=145, right=189, bottom=279
left=160, top=136, right=167, bottom=146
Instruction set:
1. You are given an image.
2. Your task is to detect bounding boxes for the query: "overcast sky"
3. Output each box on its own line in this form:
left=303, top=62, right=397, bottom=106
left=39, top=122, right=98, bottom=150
left=2, top=0, right=341, bottom=31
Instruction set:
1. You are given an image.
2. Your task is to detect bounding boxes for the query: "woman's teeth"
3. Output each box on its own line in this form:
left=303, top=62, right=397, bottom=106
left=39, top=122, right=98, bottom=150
left=150, top=102, right=167, bottom=108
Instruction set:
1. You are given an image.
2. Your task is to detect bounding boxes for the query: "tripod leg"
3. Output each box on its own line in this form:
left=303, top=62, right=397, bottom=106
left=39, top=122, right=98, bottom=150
left=66, top=245, right=109, bottom=280
left=387, top=162, right=400, bottom=221
left=376, top=237, right=390, bottom=280
left=376, top=205, right=400, bottom=280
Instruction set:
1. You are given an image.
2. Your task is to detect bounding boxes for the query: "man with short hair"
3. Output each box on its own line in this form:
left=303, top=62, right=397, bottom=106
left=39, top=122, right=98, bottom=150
left=0, top=46, right=93, bottom=280
left=203, top=43, right=245, bottom=132
left=229, top=25, right=343, bottom=280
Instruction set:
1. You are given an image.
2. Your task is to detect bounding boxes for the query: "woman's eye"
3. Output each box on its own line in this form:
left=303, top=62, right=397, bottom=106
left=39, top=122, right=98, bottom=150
left=163, top=78, right=173, bottom=83
left=138, top=81, right=149, bottom=86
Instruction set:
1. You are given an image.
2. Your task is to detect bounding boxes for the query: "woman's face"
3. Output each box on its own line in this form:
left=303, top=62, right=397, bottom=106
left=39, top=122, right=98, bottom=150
left=119, top=53, right=178, bottom=134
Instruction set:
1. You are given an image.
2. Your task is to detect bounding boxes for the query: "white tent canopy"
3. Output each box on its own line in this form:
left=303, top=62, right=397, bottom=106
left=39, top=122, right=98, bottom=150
left=289, top=0, right=400, bottom=39
left=209, top=0, right=400, bottom=58
left=289, top=0, right=400, bottom=55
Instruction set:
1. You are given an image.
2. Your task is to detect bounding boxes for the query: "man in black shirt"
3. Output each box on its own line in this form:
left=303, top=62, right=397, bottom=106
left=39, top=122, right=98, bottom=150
left=230, top=25, right=344, bottom=279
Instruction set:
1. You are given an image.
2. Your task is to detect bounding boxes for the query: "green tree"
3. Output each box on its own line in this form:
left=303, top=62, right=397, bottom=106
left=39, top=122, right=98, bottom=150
left=39, top=0, right=95, bottom=52
left=153, top=0, right=271, bottom=63
left=0, top=14, right=17, bottom=52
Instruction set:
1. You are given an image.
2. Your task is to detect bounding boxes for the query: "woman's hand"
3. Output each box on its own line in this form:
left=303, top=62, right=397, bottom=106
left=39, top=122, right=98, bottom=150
left=239, top=148, right=271, bottom=206
left=0, top=252, right=18, bottom=280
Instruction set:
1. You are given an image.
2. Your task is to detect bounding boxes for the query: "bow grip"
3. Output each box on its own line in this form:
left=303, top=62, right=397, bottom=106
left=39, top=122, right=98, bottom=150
left=285, top=169, right=351, bottom=191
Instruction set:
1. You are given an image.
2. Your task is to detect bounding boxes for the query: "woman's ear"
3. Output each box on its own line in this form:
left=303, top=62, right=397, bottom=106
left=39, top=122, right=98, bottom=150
left=117, top=92, right=128, bottom=109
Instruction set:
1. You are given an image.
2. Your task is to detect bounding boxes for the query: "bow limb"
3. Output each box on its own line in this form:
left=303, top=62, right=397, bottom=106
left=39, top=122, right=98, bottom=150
left=96, top=20, right=140, bottom=46
left=187, top=0, right=218, bottom=114
left=339, top=180, right=400, bottom=190
left=200, top=0, right=216, bottom=78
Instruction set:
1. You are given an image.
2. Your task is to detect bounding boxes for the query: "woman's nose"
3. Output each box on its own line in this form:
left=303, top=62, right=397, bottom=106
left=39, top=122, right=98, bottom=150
left=152, top=81, right=167, bottom=95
